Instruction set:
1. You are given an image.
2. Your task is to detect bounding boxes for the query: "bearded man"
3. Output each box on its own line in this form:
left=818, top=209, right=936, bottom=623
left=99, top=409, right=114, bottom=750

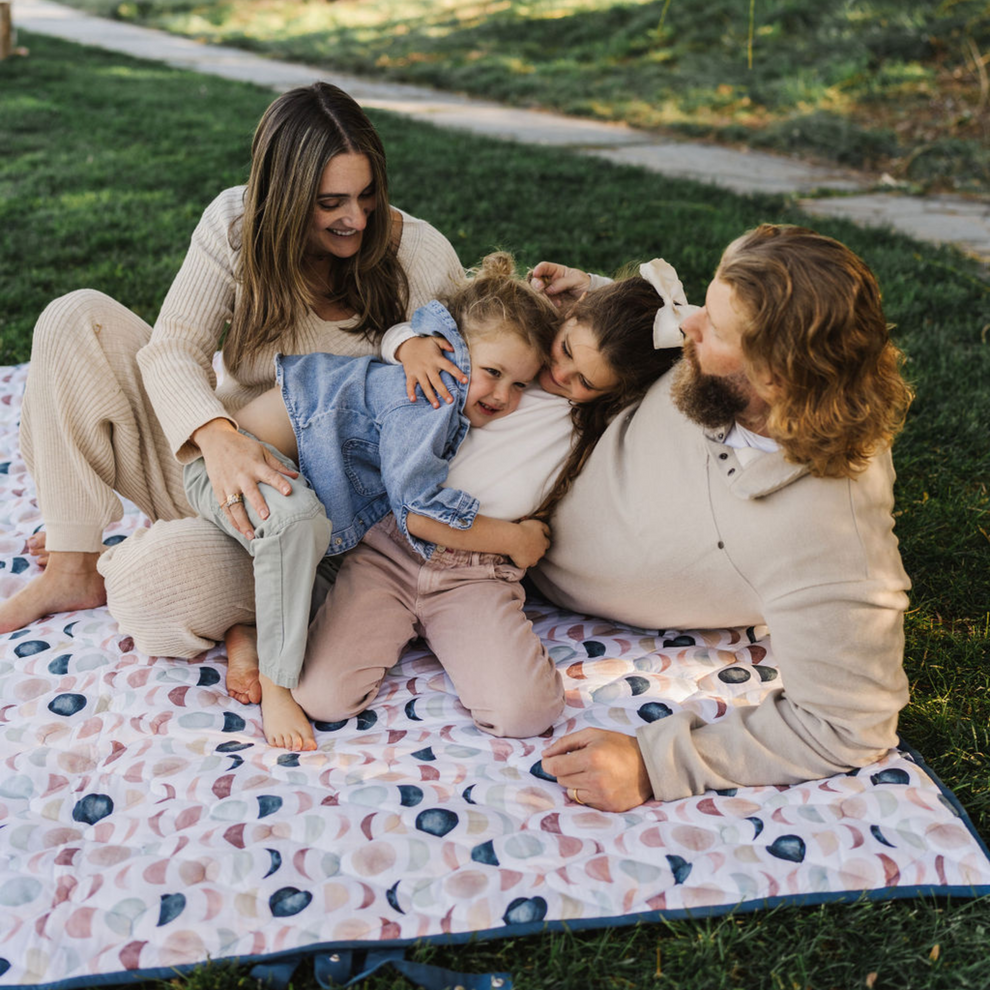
left=531, top=224, right=915, bottom=811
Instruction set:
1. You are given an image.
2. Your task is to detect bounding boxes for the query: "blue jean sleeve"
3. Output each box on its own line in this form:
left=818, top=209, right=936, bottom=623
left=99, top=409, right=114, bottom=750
left=377, top=402, right=478, bottom=559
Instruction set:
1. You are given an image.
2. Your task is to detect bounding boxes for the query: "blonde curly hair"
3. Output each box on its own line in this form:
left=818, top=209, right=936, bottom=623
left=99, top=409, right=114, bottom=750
left=441, top=251, right=557, bottom=357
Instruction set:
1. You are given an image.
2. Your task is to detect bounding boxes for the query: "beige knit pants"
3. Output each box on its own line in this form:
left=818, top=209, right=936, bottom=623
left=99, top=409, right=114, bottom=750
left=21, top=289, right=254, bottom=657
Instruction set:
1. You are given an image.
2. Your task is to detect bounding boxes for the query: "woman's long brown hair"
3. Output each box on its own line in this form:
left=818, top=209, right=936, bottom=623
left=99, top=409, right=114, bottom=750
left=224, top=83, right=408, bottom=375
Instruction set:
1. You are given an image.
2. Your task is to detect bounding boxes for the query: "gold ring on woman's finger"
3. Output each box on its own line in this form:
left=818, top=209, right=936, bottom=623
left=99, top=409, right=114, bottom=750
left=567, top=787, right=586, bottom=806
left=222, top=493, right=245, bottom=509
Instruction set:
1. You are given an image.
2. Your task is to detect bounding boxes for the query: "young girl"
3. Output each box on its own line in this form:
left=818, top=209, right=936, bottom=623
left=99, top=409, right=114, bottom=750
left=183, top=253, right=560, bottom=750
left=288, top=260, right=689, bottom=745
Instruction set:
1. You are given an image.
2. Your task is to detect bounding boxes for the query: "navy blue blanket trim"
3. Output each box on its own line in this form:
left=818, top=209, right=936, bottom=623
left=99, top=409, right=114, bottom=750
left=8, top=736, right=989, bottom=990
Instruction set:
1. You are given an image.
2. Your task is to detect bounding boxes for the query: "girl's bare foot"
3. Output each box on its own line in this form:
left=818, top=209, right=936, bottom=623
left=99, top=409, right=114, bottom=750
left=224, top=623, right=263, bottom=705
left=0, top=551, right=105, bottom=634
left=259, top=673, right=317, bottom=750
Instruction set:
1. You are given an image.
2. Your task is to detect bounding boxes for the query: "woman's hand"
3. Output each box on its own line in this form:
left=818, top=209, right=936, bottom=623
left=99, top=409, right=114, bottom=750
left=396, top=335, right=468, bottom=409
left=507, top=518, right=551, bottom=569
left=541, top=728, right=653, bottom=812
left=529, top=262, right=592, bottom=309
left=192, top=418, right=298, bottom=540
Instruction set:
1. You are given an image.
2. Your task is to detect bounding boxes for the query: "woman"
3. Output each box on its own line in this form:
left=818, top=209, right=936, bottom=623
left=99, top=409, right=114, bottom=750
left=0, top=83, right=463, bottom=697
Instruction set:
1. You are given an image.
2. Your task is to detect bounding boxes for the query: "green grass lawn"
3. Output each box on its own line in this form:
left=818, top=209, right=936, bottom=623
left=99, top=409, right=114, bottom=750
left=55, top=0, right=990, bottom=194
left=2, top=31, right=990, bottom=990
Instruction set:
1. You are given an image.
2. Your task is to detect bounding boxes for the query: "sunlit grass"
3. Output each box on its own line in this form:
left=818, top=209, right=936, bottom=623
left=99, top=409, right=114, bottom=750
left=58, top=0, right=990, bottom=190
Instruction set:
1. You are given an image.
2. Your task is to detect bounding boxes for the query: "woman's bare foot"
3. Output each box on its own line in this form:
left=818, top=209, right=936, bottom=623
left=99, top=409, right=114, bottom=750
left=224, top=623, right=263, bottom=705
left=259, top=673, right=317, bottom=750
left=26, top=533, right=50, bottom=567
left=0, top=551, right=105, bottom=634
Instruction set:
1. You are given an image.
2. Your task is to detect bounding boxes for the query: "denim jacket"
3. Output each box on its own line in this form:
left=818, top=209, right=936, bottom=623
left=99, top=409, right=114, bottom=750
left=276, top=301, right=477, bottom=559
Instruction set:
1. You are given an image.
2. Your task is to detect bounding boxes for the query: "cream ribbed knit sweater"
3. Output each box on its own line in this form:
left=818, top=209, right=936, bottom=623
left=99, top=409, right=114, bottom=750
left=138, top=186, right=464, bottom=463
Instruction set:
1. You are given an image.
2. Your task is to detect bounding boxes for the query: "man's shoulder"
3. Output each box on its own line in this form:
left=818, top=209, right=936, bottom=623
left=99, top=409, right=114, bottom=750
left=756, top=445, right=896, bottom=507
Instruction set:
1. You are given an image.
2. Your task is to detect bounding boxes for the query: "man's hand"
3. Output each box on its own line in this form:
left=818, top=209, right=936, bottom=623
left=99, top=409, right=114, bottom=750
left=541, top=728, right=653, bottom=812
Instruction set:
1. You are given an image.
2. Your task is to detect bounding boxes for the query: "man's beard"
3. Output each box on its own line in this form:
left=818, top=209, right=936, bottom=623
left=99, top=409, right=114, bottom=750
left=671, top=341, right=751, bottom=429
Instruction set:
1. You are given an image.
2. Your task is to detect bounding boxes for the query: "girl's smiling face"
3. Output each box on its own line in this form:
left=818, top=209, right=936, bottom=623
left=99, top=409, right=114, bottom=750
left=464, top=333, right=543, bottom=428
left=306, top=152, right=376, bottom=259
left=538, top=318, right=619, bottom=403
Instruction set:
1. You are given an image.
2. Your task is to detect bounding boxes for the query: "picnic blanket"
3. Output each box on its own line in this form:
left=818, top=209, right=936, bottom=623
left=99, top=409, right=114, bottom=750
left=2, top=361, right=989, bottom=990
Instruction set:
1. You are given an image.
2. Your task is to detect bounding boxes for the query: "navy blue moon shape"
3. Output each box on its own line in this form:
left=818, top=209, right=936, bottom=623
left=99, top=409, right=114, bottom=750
left=415, top=808, right=458, bottom=837
left=48, top=694, right=87, bottom=717
left=269, top=887, right=313, bottom=917
left=47, top=654, right=71, bottom=675
left=264, top=849, right=283, bottom=878
left=502, top=896, right=547, bottom=926
left=471, top=840, right=499, bottom=866
left=767, top=835, right=806, bottom=862
left=666, top=855, right=692, bottom=885
left=157, top=893, right=186, bottom=926
left=529, top=760, right=557, bottom=782
left=14, top=640, right=49, bottom=658
left=386, top=881, right=405, bottom=914
left=870, top=768, right=910, bottom=786
left=638, top=702, right=673, bottom=723
left=72, top=794, right=114, bottom=825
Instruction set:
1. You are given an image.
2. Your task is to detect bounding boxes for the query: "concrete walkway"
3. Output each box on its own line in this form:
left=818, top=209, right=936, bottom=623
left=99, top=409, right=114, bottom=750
left=12, top=0, right=990, bottom=265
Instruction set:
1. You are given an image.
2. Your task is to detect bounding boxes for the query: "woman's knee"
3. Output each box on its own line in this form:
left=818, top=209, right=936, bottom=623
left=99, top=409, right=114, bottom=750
left=34, top=289, right=131, bottom=350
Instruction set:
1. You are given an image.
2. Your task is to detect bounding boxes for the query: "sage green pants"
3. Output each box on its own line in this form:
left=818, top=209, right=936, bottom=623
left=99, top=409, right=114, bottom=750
left=182, top=438, right=333, bottom=689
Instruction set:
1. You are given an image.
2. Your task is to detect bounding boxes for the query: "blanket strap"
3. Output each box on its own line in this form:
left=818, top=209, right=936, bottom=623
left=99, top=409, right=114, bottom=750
left=326, top=949, right=512, bottom=990
left=250, top=948, right=512, bottom=990
left=313, top=949, right=355, bottom=985
left=249, top=959, right=303, bottom=988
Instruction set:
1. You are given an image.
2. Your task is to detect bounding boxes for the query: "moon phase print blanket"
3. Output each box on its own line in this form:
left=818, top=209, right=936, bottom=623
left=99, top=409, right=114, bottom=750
left=1, top=362, right=988, bottom=990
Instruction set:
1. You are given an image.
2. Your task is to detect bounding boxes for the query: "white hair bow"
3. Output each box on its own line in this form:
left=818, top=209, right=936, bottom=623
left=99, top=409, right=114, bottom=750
left=639, top=258, right=700, bottom=349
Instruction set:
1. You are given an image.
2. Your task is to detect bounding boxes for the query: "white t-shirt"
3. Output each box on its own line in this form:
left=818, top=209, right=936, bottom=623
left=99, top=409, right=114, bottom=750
left=443, top=385, right=574, bottom=520
left=380, top=322, right=576, bottom=521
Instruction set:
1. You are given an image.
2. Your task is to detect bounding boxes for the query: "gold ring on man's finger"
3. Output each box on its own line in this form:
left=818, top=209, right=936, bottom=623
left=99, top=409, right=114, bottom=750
left=567, top=787, right=586, bottom=806
left=222, top=493, right=245, bottom=509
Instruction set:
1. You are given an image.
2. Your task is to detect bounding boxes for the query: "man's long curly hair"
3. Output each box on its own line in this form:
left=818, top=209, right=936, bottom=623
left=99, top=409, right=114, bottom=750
left=718, top=224, right=914, bottom=479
